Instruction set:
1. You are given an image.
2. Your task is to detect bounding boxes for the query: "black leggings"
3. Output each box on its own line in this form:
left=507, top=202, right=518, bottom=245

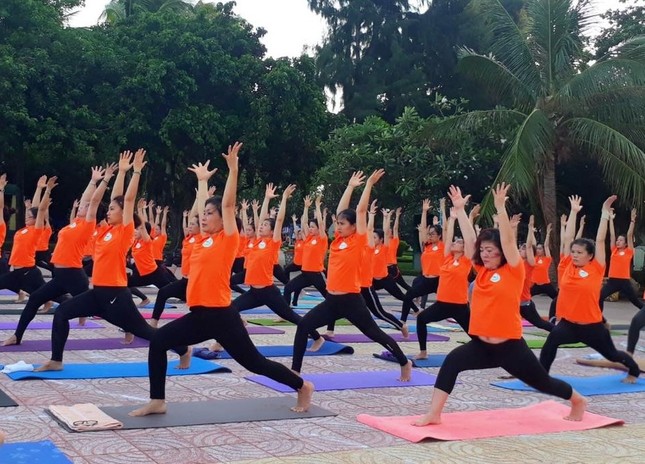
left=152, top=277, right=188, bottom=321
left=148, top=306, right=304, bottom=399
left=531, top=283, right=558, bottom=319
left=230, top=269, right=247, bottom=295
left=273, top=264, right=289, bottom=285
left=292, top=293, right=408, bottom=372
left=327, top=286, right=404, bottom=332
left=540, top=318, right=640, bottom=377
left=35, top=250, right=54, bottom=272
left=284, top=262, right=301, bottom=280
left=400, top=275, right=437, bottom=322
left=628, top=308, right=645, bottom=354
left=600, top=278, right=644, bottom=311
left=128, top=266, right=175, bottom=291
left=520, top=301, right=554, bottom=332
left=0, top=267, right=46, bottom=294
left=387, top=264, right=411, bottom=291
left=49, top=286, right=188, bottom=362
left=14, top=268, right=89, bottom=343
left=435, top=337, right=573, bottom=399
left=82, top=258, right=94, bottom=277
left=373, top=276, right=408, bottom=303
left=416, top=301, right=470, bottom=351
left=232, top=257, right=245, bottom=274
left=155, top=259, right=177, bottom=283
left=233, top=285, right=321, bottom=341
left=283, top=271, right=327, bottom=306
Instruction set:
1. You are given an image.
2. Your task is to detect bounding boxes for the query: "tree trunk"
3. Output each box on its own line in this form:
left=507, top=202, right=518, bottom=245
left=540, top=155, right=559, bottom=283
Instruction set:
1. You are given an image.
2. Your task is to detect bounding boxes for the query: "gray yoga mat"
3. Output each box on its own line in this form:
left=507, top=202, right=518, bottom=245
left=50, top=397, right=336, bottom=431
left=0, top=388, right=18, bottom=407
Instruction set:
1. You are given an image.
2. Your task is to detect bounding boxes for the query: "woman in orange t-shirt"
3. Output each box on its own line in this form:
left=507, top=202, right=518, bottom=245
left=291, top=170, right=412, bottom=381
left=530, top=223, right=558, bottom=319
left=386, top=207, right=412, bottom=291
left=130, top=143, right=314, bottom=417
left=229, top=207, right=254, bottom=295
left=539, top=196, right=640, bottom=380
left=283, top=194, right=328, bottom=307
left=283, top=218, right=304, bottom=282
left=415, top=184, right=584, bottom=426
left=232, top=184, right=323, bottom=346
left=4, top=167, right=105, bottom=346
left=35, top=150, right=189, bottom=373
left=371, top=209, right=410, bottom=304
left=0, top=173, right=7, bottom=274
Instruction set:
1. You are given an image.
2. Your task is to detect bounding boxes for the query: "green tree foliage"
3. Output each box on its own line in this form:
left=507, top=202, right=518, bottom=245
left=595, top=1, right=645, bottom=60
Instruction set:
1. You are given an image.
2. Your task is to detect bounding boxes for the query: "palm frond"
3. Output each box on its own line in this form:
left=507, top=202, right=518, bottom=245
left=581, top=87, right=645, bottom=127
left=98, top=1, right=126, bottom=24
left=563, top=117, right=645, bottom=211
left=458, top=51, right=537, bottom=112
left=597, top=35, right=645, bottom=63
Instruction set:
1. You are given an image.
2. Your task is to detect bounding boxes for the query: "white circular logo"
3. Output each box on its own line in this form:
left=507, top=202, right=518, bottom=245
left=537, top=259, right=543, bottom=264
left=432, top=245, right=438, bottom=251
left=70, top=222, right=77, bottom=229
left=103, top=232, right=113, bottom=241
left=490, top=273, right=501, bottom=283
left=203, top=237, right=214, bottom=248
left=189, top=237, right=196, bottom=244
left=248, top=242, right=254, bottom=248
left=258, top=241, right=267, bottom=250
left=93, top=230, right=98, bottom=237
left=453, top=260, right=459, bottom=266
left=578, top=269, right=589, bottom=278
left=135, top=242, right=141, bottom=249
left=619, top=251, right=625, bottom=256
left=374, top=249, right=380, bottom=255
left=339, top=242, right=348, bottom=250
left=21, top=229, right=28, bottom=235
left=311, top=239, right=317, bottom=245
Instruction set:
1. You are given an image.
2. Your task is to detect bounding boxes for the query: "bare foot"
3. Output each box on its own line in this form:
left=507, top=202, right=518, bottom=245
left=241, top=318, right=248, bottom=327
left=38, top=301, right=54, bottom=314
left=0, top=429, right=5, bottom=444
left=291, top=380, right=314, bottom=412
left=129, top=399, right=167, bottom=417
left=209, top=342, right=223, bottom=352
left=275, top=318, right=287, bottom=323
left=176, top=349, right=192, bottom=369
left=308, top=337, right=325, bottom=353
left=401, top=323, right=410, bottom=339
left=2, top=335, right=18, bottom=346
left=137, top=298, right=151, bottom=308
left=564, top=392, right=587, bottom=421
left=148, top=319, right=159, bottom=328
left=121, top=332, right=135, bottom=345
left=324, top=331, right=334, bottom=338
left=622, top=375, right=638, bottom=384
left=414, top=350, right=428, bottom=360
left=34, top=360, right=63, bottom=372
left=413, top=412, right=441, bottom=426
left=78, top=317, right=87, bottom=326
left=15, top=290, right=27, bottom=303
left=399, top=360, right=412, bottom=382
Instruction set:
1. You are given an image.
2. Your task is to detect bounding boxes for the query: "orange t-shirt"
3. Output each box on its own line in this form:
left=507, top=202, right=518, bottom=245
left=181, top=234, right=197, bottom=277
left=436, top=254, right=472, bottom=304
left=51, top=218, right=95, bottom=268
left=92, top=223, right=135, bottom=287
left=132, top=239, right=157, bottom=276
left=469, top=262, right=525, bottom=339
left=359, top=244, right=375, bottom=288
left=557, top=256, right=604, bottom=324
left=36, top=226, right=52, bottom=252
left=608, top=247, right=633, bottom=279
left=242, top=238, right=257, bottom=268
left=421, top=241, right=445, bottom=276
left=301, top=235, right=327, bottom=272
left=9, top=226, right=43, bottom=268
left=83, top=223, right=108, bottom=258
left=187, top=231, right=239, bottom=307
left=327, top=232, right=368, bottom=293
left=387, top=237, right=399, bottom=265
left=0, top=222, right=6, bottom=253
left=151, top=234, right=167, bottom=261
left=531, top=256, right=552, bottom=285
left=245, top=238, right=281, bottom=286
left=520, top=260, right=534, bottom=302
left=372, top=244, right=390, bottom=279
left=292, top=239, right=304, bottom=266
left=236, top=235, right=248, bottom=259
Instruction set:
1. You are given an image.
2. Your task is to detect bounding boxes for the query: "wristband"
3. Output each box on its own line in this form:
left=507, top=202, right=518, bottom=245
left=101, top=179, right=109, bottom=184
left=133, top=171, right=141, bottom=175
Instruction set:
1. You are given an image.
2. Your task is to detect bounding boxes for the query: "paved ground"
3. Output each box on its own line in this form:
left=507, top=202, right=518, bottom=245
left=1, top=286, right=644, bottom=464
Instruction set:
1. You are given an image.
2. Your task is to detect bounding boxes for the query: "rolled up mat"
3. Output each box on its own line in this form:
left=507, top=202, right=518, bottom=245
left=356, top=400, right=624, bottom=442
left=576, top=355, right=645, bottom=373
left=0, top=440, right=72, bottom=463
left=372, top=351, right=447, bottom=368
left=6, top=358, right=230, bottom=380
left=248, top=318, right=351, bottom=327
left=247, top=369, right=438, bottom=392
left=492, top=374, right=645, bottom=396
left=0, top=320, right=103, bottom=330
left=324, top=332, right=449, bottom=343
left=193, top=340, right=354, bottom=359
left=0, top=387, right=18, bottom=407
left=0, top=337, right=149, bottom=352
left=49, top=397, right=335, bottom=431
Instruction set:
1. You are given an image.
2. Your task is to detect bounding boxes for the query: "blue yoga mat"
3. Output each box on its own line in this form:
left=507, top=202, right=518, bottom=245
left=372, top=351, right=447, bottom=368
left=0, top=440, right=72, bottom=464
left=193, top=340, right=354, bottom=360
left=140, top=302, right=176, bottom=309
left=6, top=358, right=230, bottom=381
left=492, top=374, right=645, bottom=396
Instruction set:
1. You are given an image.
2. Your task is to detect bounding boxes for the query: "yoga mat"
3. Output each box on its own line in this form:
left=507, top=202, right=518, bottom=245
left=0, top=440, right=72, bottom=464
left=246, top=326, right=285, bottom=335
left=525, top=339, right=586, bottom=349
left=0, top=387, right=18, bottom=407
left=248, top=318, right=351, bottom=327
left=194, top=340, right=354, bottom=360
left=492, top=374, right=645, bottom=396
left=324, top=332, right=449, bottom=343
left=0, top=320, right=103, bottom=330
left=140, top=302, right=176, bottom=310
left=0, top=309, right=52, bottom=315
left=373, top=351, right=447, bottom=368
left=139, top=311, right=184, bottom=320
left=64, top=397, right=335, bottom=431
left=238, top=308, right=307, bottom=315
left=0, top=337, right=149, bottom=352
left=356, top=400, right=623, bottom=442
left=576, top=356, right=645, bottom=373
left=247, top=370, right=438, bottom=392
left=7, top=358, right=230, bottom=380
left=0, top=289, right=17, bottom=296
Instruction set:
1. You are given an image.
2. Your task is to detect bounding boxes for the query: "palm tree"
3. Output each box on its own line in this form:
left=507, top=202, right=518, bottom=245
left=427, top=0, right=645, bottom=232
left=99, top=0, right=194, bottom=24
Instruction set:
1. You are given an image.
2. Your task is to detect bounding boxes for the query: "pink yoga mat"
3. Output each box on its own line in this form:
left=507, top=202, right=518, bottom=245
left=0, top=320, right=104, bottom=330
left=0, top=337, right=149, bottom=352
left=357, top=400, right=624, bottom=442
left=325, top=333, right=449, bottom=343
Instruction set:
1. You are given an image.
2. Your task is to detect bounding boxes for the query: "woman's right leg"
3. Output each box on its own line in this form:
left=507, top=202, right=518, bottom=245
left=538, top=320, right=579, bottom=372
left=599, top=279, right=621, bottom=311
left=627, top=308, right=645, bottom=354
left=292, top=299, right=336, bottom=373
left=151, top=278, right=188, bottom=322
left=616, top=279, right=645, bottom=310
left=400, top=276, right=436, bottom=322
left=283, top=273, right=309, bottom=305
left=11, top=278, right=66, bottom=344
left=230, top=270, right=247, bottom=295
left=520, top=301, right=554, bottom=332
left=362, top=287, right=403, bottom=331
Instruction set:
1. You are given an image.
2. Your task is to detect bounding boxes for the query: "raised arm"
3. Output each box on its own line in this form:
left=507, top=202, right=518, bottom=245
left=356, top=169, right=385, bottom=235
left=337, top=171, right=365, bottom=214
left=563, top=196, right=583, bottom=256
left=188, top=162, right=217, bottom=220
left=492, top=183, right=521, bottom=267
left=382, top=209, right=392, bottom=246
left=544, top=223, right=552, bottom=257
left=221, top=142, right=242, bottom=235
left=78, top=167, right=104, bottom=210
left=274, top=185, right=296, bottom=242
left=161, top=206, right=169, bottom=236
left=259, top=183, right=278, bottom=226
left=36, top=177, right=57, bottom=229
left=251, top=199, right=260, bottom=237
left=240, top=200, right=250, bottom=237
left=439, top=198, right=449, bottom=239
left=70, top=200, right=78, bottom=224
left=447, top=185, right=476, bottom=260
left=609, top=211, right=616, bottom=248
left=122, top=150, right=146, bottom=226
left=147, top=201, right=155, bottom=226
left=628, top=208, right=637, bottom=249
left=596, top=196, right=617, bottom=267
left=468, top=204, right=481, bottom=226
left=0, top=174, right=6, bottom=227
left=526, top=215, right=536, bottom=266
left=444, top=208, right=457, bottom=257
left=31, top=175, right=47, bottom=208
left=559, top=214, right=567, bottom=255
left=112, top=151, right=133, bottom=200
left=301, top=195, right=312, bottom=236
left=87, top=164, right=115, bottom=222
left=393, top=207, right=401, bottom=238
left=137, top=199, right=147, bottom=223
left=367, top=200, right=377, bottom=247
left=315, top=194, right=327, bottom=239
left=419, top=199, right=430, bottom=249
left=575, top=214, right=586, bottom=239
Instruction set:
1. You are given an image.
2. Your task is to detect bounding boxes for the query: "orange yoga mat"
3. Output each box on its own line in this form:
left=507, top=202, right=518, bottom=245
left=356, top=401, right=623, bottom=442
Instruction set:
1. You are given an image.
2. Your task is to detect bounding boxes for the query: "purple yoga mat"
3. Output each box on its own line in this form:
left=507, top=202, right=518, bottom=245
left=247, top=370, right=439, bottom=392
left=0, top=289, right=17, bottom=296
left=0, top=320, right=104, bottom=330
left=0, top=337, right=149, bottom=352
left=245, top=326, right=284, bottom=335
left=326, top=332, right=449, bottom=343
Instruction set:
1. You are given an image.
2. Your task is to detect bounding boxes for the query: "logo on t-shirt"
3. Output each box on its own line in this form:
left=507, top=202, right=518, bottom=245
left=70, top=222, right=77, bottom=229
left=339, top=242, right=348, bottom=250
left=135, top=243, right=142, bottom=249
left=374, top=249, right=380, bottom=255
left=103, top=232, right=113, bottom=241
left=578, top=269, right=589, bottom=278
left=311, top=239, right=317, bottom=245
left=453, top=260, right=460, bottom=266
left=203, top=237, right=214, bottom=248
left=537, top=259, right=543, bottom=264
left=490, top=273, right=501, bottom=283
left=20, top=229, right=28, bottom=235
left=189, top=237, right=196, bottom=244
left=432, top=245, right=438, bottom=251
left=248, top=242, right=254, bottom=248
left=619, top=251, right=625, bottom=256
left=258, top=241, right=267, bottom=250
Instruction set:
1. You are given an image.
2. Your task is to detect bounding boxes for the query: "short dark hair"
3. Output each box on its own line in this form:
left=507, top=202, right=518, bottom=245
left=571, top=238, right=595, bottom=257
left=235, top=217, right=243, bottom=232
left=472, top=228, right=507, bottom=267
left=111, top=195, right=124, bottom=210
left=374, top=229, right=385, bottom=241
left=263, top=217, right=276, bottom=231
left=205, top=196, right=222, bottom=216
left=28, top=207, right=39, bottom=219
left=428, top=224, right=442, bottom=238
left=133, top=213, right=142, bottom=229
left=309, top=218, right=319, bottom=227
left=337, top=208, right=356, bottom=225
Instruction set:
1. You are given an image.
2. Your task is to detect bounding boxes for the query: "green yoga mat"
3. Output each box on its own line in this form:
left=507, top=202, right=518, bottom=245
left=248, top=318, right=352, bottom=327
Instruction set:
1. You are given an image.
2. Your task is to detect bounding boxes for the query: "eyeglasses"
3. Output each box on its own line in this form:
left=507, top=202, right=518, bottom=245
left=73, top=420, right=98, bottom=427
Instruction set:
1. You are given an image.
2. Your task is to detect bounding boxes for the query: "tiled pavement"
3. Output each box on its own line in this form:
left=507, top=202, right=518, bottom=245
left=1, top=288, right=644, bottom=463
